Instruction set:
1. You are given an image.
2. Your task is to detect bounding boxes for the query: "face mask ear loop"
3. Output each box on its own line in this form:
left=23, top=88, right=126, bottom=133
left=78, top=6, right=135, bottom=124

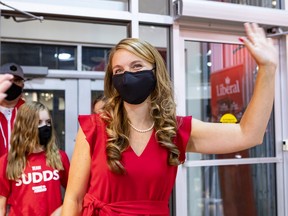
left=152, top=66, right=156, bottom=74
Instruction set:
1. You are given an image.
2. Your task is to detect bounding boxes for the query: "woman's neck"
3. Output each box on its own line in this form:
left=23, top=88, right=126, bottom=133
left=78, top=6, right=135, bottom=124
left=33, top=146, right=45, bottom=153
left=124, top=100, right=153, bottom=126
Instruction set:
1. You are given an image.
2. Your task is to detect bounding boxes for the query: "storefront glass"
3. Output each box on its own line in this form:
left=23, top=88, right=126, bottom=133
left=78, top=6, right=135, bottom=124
left=209, top=0, right=280, bottom=9
left=184, top=39, right=277, bottom=216
left=139, top=0, right=170, bottom=15
left=187, top=163, right=277, bottom=216
left=185, top=41, right=275, bottom=159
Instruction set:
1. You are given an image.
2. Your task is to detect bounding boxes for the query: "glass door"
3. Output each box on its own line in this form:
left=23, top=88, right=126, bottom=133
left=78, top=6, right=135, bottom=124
left=174, top=29, right=284, bottom=216
left=78, top=78, right=104, bottom=115
left=23, top=77, right=105, bottom=159
left=23, top=78, right=78, bottom=159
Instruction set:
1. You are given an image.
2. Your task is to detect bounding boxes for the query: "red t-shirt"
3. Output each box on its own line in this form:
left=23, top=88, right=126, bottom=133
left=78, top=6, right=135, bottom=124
left=0, top=150, right=70, bottom=216
left=79, top=114, right=192, bottom=216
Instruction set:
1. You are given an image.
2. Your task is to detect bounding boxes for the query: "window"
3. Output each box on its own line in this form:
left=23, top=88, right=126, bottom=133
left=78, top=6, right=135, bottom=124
left=184, top=39, right=277, bottom=216
left=139, top=0, right=170, bottom=15
left=139, top=25, right=170, bottom=66
left=209, top=0, right=280, bottom=9
left=82, top=47, right=111, bottom=71
left=185, top=41, right=275, bottom=159
left=1, top=42, right=77, bottom=70
left=187, top=163, right=277, bottom=216
left=4, top=0, right=129, bottom=11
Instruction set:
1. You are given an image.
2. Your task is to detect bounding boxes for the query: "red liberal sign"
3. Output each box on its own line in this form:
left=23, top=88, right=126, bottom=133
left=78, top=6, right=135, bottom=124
left=210, top=64, right=244, bottom=123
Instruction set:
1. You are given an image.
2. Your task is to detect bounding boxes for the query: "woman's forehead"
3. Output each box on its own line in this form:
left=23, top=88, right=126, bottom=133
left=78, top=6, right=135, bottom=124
left=39, top=110, right=49, bottom=119
left=112, top=49, right=147, bottom=67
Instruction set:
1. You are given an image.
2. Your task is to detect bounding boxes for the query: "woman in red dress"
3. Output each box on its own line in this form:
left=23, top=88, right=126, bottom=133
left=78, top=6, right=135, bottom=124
left=61, top=23, right=277, bottom=216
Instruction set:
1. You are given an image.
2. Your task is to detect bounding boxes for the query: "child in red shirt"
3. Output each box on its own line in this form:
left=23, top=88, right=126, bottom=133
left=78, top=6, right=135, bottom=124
left=0, top=101, right=70, bottom=216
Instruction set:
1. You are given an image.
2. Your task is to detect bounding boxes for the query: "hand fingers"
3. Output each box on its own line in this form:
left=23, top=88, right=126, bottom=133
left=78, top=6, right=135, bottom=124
left=0, top=94, right=7, bottom=102
left=254, top=23, right=266, bottom=38
left=0, top=80, right=12, bottom=92
left=240, top=23, right=277, bottom=67
left=239, top=23, right=263, bottom=61
left=0, top=74, right=13, bottom=83
left=0, top=74, right=13, bottom=102
left=244, top=23, right=256, bottom=44
left=244, top=23, right=267, bottom=46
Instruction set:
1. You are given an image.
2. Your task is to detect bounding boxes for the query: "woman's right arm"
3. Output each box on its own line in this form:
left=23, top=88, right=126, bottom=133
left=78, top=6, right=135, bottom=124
left=0, top=196, right=7, bottom=216
left=61, top=128, right=91, bottom=216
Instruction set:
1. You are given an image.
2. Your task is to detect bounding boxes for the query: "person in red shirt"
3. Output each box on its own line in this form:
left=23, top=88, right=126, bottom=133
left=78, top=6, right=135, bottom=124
left=0, top=63, right=25, bottom=157
left=61, top=23, right=277, bottom=215
left=0, top=101, right=70, bottom=216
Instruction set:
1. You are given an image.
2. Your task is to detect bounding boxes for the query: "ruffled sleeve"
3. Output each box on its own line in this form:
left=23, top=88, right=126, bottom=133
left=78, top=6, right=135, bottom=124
left=78, top=114, right=103, bottom=155
left=175, top=116, right=192, bottom=163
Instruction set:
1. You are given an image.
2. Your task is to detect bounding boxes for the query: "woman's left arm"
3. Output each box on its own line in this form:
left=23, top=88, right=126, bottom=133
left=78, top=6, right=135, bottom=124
left=0, top=196, right=7, bottom=216
left=187, top=23, right=278, bottom=154
left=50, top=206, right=62, bottom=216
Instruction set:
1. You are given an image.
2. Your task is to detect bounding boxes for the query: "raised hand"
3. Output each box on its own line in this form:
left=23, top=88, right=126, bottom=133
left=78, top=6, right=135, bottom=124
left=240, top=23, right=278, bottom=71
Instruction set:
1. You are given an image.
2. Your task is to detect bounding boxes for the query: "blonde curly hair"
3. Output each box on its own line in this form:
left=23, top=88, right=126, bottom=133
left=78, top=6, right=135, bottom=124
left=103, top=38, right=180, bottom=174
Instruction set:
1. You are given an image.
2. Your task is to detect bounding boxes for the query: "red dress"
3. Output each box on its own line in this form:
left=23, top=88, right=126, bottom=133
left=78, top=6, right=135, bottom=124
left=0, top=150, right=70, bottom=216
left=79, top=114, right=192, bottom=216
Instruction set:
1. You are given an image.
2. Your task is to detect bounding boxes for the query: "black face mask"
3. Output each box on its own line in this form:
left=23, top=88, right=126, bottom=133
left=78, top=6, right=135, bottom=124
left=38, top=125, right=52, bottom=147
left=5, top=83, right=23, bottom=101
left=112, top=70, right=156, bottom=104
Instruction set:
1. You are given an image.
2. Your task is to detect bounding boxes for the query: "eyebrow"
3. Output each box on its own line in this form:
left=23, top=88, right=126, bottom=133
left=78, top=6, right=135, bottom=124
left=39, top=119, right=51, bottom=122
left=112, top=60, right=144, bottom=71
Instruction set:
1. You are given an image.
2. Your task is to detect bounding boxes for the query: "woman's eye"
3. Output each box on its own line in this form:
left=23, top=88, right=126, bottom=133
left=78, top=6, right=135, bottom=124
left=132, top=64, right=143, bottom=71
left=114, top=69, right=123, bottom=74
